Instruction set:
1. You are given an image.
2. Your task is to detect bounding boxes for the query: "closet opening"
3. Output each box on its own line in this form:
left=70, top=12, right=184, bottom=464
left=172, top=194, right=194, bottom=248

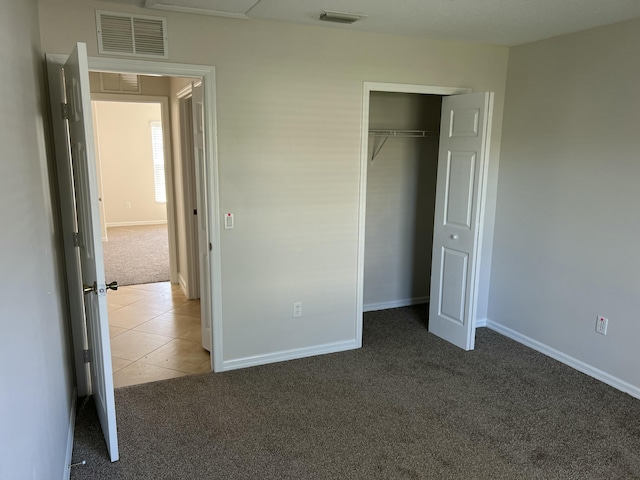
left=358, top=82, right=494, bottom=351
left=363, top=92, right=443, bottom=323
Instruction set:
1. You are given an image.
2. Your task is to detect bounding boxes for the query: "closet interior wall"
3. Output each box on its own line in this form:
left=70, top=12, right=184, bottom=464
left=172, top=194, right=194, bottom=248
left=364, top=92, right=442, bottom=311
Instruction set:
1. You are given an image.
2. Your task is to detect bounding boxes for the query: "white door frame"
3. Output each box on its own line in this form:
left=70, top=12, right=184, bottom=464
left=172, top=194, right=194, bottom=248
left=47, top=54, right=223, bottom=374
left=176, top=84, right=201, bottom=300
left=356, top=82, right=471, bottom=346
left=91, top=94, right=179, bottom=284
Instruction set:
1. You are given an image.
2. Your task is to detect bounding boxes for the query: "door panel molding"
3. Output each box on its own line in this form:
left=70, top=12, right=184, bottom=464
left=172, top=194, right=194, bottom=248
left=429, top=92, right=494, bottom=350
left=438, top=247, right=469, bottom=324
left=444, top=151, right=476, bottom=229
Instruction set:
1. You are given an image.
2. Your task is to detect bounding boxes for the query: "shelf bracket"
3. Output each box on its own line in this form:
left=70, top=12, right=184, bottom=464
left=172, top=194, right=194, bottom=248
left=370, top=134, right=390, bottom=162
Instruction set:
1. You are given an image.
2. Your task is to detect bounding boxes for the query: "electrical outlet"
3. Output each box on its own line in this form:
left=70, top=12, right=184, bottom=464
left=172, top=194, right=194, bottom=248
left=596, top=315, right=608, bottom=335
left=125, top=201, right=131, bottom=209
left=293, top=302, right=303, bottom=318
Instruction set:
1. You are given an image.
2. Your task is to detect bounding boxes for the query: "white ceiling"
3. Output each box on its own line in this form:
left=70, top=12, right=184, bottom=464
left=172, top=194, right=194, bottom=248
left=103, top=0, right=640, bottom=46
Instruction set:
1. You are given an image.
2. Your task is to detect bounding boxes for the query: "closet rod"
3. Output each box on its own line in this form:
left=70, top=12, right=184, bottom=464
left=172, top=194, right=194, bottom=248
left=369, top=129, right=440, bottom=161
left=369, top=129, right=439, bottom=138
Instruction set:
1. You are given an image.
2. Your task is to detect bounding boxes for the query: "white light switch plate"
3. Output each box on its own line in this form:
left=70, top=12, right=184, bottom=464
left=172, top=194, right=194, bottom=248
left=224, top=213, right=234, bottom=230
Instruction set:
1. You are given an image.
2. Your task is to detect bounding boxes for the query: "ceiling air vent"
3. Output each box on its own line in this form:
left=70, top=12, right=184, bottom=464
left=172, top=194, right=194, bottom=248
left=96, top=10, right=168, bottom=59
left=319, top=10, right=366, bottom=24
left=99, top=73, right=141, bottom=94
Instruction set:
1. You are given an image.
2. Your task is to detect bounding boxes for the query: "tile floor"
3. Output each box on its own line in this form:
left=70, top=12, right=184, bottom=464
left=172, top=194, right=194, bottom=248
left=107, top=281, right=210, bottom=388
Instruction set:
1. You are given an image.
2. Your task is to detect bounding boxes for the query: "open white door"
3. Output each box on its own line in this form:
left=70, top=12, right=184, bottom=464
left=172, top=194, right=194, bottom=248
left=192, top=83, right=212, bottom=352
left=90, top=104, right=109, bottom=242
left=429, top=92, right=493, bottom=351
left=64, top=43, right=119, bottom=461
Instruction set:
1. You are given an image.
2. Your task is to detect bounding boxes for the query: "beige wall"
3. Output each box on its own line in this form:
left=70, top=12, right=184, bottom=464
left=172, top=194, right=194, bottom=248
left=0, top=1, right=74, bottom=477
left=93, top=101, right=167, bottom=226
left=364, top=92, right=441, bottom=309
left=489, top=18, right=640, bottom=391
left=38, top=0, right=509, bottom=363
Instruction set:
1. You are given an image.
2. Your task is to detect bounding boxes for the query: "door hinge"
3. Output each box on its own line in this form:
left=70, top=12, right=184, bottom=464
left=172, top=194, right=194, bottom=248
left=83, top=349, right=91, bottom=363
left=61, top=102, right=70, bottom=120
left=209, top=242, right=212, bottom=251
left=193, top=209, right=197, bottom=215
left=72, top=232, right=80, bottom=247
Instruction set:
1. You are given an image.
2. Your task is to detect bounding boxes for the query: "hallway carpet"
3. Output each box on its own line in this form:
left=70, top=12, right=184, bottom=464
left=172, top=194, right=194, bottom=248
left=102, top=224, right=170, bottom=286
left=70, top=306, right=640, bottom=479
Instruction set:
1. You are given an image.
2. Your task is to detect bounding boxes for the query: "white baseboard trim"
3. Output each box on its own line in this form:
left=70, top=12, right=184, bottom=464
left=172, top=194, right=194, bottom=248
left=106, top=220, right=168, bottom=227
left=64, top=389, right=77, bottom=480
left=178, top=273, right=188, bottom=297
left=486, top=319, right=640, bottom=400
left=222, top=340, right=359, bottom=372
left=475, top=317, right=488, bottom=328
left=364, top=296, right=429, bottom=313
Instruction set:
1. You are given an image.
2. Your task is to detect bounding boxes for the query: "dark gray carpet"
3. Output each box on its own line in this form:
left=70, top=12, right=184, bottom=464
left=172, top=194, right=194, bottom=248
left=102, top=225, right=170, bottom=286
left=70, top=306, right=640, bottom=479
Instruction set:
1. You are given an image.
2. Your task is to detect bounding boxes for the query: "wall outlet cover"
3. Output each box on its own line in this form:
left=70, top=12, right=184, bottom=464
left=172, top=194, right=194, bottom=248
left=596, top=315, right=608, bottom=335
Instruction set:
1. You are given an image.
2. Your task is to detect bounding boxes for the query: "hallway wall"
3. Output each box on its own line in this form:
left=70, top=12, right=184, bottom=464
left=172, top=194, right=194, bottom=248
left=93, top=101, right=167, bottom=226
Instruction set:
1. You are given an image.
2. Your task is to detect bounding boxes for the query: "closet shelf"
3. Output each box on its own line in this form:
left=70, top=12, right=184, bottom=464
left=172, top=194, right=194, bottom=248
left=369, top=129, right=440, bottom=162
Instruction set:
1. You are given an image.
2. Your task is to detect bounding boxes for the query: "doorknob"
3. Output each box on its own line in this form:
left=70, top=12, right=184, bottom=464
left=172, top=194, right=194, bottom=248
left=83, top=281, right=119, bottom=294
left=451, top=234, right=459, bottom=240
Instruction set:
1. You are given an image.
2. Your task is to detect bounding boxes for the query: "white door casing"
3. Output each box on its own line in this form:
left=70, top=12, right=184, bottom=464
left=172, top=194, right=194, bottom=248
left=428, top=92, right=494, bottom=350
left=192, top=83, right=213, bottom=352
left=186, top=98, right=201, bottom=300
left=47, top=52, right=221, bottom=373
left=176, top=86, right=200, bottom=300
left=64, top=43, right=119, bottom=462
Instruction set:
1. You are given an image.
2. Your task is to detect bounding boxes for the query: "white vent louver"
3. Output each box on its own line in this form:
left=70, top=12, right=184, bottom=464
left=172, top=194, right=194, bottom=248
left=96, top=10, right=168, bottom=59
left=100, top=73, right=141, bottom=94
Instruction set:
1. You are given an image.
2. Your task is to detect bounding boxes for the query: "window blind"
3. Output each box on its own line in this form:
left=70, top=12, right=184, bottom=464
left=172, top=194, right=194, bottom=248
left=150, top=121, right=166, bottom=203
